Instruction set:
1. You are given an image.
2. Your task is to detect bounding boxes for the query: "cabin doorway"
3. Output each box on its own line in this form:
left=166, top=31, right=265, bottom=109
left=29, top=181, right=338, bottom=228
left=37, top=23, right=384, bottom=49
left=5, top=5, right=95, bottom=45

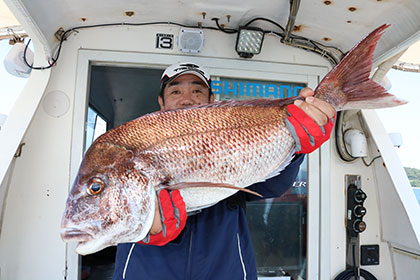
left=82, top=64, right=310, bottom=280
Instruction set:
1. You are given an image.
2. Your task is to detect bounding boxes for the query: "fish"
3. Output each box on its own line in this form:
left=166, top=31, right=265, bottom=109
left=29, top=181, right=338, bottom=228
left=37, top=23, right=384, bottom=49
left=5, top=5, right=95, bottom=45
left=60, top=24, right=406, bottom=255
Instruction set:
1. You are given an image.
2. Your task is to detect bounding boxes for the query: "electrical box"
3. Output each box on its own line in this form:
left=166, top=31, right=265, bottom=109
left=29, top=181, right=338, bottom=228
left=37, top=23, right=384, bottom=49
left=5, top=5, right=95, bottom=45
left=361, top=245, right=380, bottom=265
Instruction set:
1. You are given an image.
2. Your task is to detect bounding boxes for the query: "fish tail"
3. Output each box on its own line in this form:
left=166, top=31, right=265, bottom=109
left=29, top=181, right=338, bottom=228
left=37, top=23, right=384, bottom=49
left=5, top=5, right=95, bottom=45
left=314, top=24, right=407, bottom=111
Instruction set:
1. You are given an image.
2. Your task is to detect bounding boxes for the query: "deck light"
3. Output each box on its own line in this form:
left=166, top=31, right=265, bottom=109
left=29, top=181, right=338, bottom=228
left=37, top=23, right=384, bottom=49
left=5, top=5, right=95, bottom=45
left=235, top=27, right=264, bottom=58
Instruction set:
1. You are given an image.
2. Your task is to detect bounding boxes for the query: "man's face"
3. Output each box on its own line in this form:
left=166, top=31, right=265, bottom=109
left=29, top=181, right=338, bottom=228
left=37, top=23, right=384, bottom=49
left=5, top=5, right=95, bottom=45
left=159, top=74, right=214, bottom=111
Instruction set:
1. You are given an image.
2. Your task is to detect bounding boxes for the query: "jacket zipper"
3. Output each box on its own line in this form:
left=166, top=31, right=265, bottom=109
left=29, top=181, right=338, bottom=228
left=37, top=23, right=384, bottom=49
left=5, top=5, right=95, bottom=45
left=186, top=229, right=193, bottom=280
left=185, top=214, right=195, bottom=280
left=237, top=233, right=247, bottom=280
left=122, top=243, right=136, bottom=279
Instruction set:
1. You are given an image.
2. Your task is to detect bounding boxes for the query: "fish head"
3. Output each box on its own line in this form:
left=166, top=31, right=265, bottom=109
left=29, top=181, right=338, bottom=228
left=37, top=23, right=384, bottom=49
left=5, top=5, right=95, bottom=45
left=60, top=142, right=156, bottom=255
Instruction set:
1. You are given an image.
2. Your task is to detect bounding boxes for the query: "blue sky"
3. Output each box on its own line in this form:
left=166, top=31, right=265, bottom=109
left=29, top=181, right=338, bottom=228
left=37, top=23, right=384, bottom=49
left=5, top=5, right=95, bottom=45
left=375, top=69, right=420, bottom=169
left=1, top=39, right=419, bottom=169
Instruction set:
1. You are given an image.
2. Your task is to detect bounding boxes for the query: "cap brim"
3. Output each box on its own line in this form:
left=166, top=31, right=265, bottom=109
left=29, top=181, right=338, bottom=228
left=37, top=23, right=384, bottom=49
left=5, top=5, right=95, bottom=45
left=167, top=70, right=210, bottom=88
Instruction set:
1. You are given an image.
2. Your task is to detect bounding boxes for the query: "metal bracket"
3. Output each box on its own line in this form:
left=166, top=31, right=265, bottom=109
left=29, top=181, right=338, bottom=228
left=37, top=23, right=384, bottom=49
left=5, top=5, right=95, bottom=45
left=346, top=174, right=361, bottom=189
left=14, top=143, right=25, bottom=158
left=54, top=27, right=65, bottom=42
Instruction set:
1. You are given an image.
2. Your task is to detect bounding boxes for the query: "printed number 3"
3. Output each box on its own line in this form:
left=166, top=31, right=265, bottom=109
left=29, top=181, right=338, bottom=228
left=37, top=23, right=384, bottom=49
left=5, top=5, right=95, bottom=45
left=157, top=37, right=173, bottom=49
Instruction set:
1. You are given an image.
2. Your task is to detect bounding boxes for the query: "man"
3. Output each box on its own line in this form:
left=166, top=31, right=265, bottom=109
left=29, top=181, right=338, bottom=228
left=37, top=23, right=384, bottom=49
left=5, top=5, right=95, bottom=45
left=113, top=62, right=335, bottom=280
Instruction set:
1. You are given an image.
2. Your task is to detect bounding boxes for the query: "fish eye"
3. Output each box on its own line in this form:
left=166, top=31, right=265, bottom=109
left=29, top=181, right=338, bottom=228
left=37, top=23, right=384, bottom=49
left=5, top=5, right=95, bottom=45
left=87, top=178, right=104, bottom=195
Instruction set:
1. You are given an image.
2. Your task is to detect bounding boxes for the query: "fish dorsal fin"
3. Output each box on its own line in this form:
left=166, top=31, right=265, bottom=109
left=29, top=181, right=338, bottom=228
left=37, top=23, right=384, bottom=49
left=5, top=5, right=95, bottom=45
left=165, top=182, right=262, bottom=198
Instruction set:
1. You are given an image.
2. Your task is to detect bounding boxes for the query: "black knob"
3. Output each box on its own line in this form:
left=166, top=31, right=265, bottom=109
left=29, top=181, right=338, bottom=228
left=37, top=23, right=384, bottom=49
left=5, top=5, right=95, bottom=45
left=354, top=205, right=367, bottom=218
left=353, top=220, right=367, bottom=233
left=354, top=189, right=367, bottom=203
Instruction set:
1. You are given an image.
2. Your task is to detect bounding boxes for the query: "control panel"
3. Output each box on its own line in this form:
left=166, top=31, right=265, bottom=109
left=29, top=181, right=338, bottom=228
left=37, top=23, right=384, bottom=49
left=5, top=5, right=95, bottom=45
left=346, top=175, right=367, bottom=237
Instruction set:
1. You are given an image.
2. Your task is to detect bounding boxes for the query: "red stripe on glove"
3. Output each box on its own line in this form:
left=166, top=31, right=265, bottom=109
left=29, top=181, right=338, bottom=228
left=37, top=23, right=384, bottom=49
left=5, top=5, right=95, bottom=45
left=286, top=104, right=336, bottom=154
left=138, top=189, right=187, bottom=246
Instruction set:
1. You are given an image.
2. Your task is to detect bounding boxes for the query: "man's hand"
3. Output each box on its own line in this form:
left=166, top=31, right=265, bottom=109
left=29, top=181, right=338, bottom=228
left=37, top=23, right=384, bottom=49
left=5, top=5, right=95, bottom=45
left=286, top=87, right=336, bottom=154
left=138, top=189, right=187, bottom=246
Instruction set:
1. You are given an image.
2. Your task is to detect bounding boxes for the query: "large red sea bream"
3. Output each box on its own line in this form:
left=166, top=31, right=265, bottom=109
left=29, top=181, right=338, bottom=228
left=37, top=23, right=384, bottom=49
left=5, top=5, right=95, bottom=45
left=61, top=25, right=405, bottom=255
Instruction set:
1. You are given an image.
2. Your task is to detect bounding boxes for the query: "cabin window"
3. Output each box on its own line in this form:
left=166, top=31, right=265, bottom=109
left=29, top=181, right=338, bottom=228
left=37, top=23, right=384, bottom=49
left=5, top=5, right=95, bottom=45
left=85, top=106, right=108, bottom=151
left=246, top=160, right=307, bottom=279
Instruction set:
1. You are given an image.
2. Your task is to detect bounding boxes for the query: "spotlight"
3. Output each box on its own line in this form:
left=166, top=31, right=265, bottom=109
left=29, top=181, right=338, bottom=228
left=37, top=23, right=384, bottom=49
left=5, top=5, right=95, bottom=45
left=235, top=27, right=264, bottom=58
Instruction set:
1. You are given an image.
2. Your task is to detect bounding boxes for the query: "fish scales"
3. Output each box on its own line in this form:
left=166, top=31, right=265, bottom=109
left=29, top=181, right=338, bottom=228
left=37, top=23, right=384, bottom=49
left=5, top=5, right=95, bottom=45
left=97, top=102, right=295, bottom=211
left=144, top=105, right=294, bottom=210
left=95, top=100, right=290, bottom=151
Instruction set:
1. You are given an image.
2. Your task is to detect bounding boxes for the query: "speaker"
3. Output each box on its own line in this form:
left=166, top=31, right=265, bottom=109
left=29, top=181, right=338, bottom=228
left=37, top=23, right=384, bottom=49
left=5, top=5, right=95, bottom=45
left=3, top=42, right=33, bottom=78
left=178, top=28, right=204, bottom=53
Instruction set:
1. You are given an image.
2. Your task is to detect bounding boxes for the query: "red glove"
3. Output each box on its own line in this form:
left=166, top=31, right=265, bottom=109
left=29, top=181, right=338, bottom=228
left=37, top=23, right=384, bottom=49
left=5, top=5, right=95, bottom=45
left=138, top=189, right=187, bottom=246
left=286, top=104, right=336, bottom=154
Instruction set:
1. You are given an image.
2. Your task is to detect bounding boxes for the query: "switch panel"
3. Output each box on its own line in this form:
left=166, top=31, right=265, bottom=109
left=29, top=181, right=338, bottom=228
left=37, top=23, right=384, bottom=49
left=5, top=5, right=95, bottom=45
left=361, top=245, right=380, bottom=265
left=346, top=175, right=367, bottom=237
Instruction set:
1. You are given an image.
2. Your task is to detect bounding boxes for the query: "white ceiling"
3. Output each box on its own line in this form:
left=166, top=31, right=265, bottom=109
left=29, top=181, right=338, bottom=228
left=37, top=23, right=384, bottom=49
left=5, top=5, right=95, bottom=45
left=2, top=0, right=420, bottom=63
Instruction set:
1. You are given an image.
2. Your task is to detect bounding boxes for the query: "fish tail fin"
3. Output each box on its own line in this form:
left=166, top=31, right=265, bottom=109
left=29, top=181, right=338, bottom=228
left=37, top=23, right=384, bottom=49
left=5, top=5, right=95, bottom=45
left=315, top=24, right=407, bottom=111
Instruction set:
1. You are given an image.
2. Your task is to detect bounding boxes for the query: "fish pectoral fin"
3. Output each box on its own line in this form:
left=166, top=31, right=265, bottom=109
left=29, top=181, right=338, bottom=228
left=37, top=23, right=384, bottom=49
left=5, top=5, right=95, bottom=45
left=165, top=182, right=263, bottom=198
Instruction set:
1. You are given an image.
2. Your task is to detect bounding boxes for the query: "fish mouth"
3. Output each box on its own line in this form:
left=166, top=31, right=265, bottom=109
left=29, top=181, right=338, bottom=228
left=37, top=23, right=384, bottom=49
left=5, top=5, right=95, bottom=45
left=61, top=228, right=101, bottom=255
left=61, top=228, right=94, bottom=242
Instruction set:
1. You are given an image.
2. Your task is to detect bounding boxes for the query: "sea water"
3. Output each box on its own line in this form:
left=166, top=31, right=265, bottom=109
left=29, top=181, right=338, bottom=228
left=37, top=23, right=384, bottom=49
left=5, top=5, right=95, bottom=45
left=412, top=188, right=420, bottom=204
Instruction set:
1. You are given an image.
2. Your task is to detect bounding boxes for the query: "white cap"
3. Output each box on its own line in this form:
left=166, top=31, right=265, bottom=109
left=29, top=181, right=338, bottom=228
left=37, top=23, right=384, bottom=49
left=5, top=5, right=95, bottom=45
left=160, top=62, right=211, bottom=96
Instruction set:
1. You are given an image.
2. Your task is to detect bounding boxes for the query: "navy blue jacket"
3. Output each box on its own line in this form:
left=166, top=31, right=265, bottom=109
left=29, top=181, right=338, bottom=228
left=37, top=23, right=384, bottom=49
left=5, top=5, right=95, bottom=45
left=113, top=154, right=304, bottom=280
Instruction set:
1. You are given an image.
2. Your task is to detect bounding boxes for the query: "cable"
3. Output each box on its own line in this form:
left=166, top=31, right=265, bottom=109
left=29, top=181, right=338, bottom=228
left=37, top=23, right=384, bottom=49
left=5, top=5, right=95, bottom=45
left=334, top=242, right=378, bottom=280
left=362, top=155, right=382, bottom=167
left=267, top=30, right=340, bottom=65
left=290, top=40, right=339, bottom=65
left=23, top=21, right=226, bottom=70
left=352, top=244, right=359, bottom=280
left=243, top=17, right=285, bottom=33
left=23, top=18, right=343, bottom=70
left=335, top=111, right=358, bottom=162
left=256, top=0, right=341, bottom=65
left=293, top=37, right=343, bottom=64
left=283, top=0, right=301, bottom=43
left=24, top=27, right=71, bottom=70
left=334, top=268, right=377, bottom=280
left=211, top=18, right=237, bottom=34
